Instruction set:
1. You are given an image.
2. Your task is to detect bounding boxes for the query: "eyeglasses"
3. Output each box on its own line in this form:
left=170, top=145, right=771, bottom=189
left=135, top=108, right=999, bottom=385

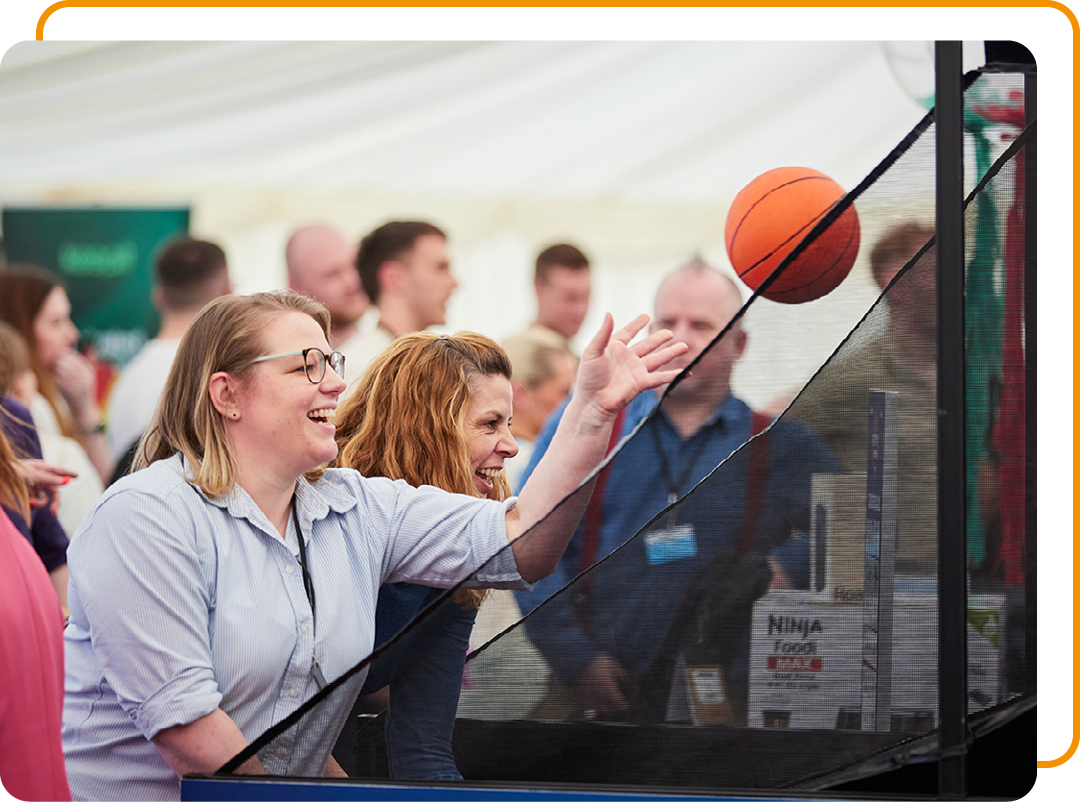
left=252, top=348, right=346, bottom=384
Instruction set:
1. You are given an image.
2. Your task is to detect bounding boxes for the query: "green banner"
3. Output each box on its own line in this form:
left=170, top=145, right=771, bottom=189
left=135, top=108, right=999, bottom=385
left=2, top=206, right=190, bottom=368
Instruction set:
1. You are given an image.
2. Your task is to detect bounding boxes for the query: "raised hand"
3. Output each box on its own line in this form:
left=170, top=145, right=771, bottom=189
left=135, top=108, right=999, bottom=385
left=54, top=350, right=100, bottom=428
left=507, top=314, right=687, bottom=581
left=574, top=313, right=687, bottom=419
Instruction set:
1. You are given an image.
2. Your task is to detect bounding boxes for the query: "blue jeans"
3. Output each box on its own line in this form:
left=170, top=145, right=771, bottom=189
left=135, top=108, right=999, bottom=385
left=361, top=583, right=478, bottom=781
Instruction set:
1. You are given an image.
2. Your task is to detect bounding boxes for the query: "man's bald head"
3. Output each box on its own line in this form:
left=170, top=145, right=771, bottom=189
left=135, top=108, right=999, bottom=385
left=286, top=225, right=367, bottom=330
left=655, top=260, right=744, bottom=322
left=652, top=260, right=747, bottom=403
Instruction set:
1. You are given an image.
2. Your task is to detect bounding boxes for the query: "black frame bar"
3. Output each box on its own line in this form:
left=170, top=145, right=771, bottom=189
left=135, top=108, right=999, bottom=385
left=934, top=40, right=969, bottom=799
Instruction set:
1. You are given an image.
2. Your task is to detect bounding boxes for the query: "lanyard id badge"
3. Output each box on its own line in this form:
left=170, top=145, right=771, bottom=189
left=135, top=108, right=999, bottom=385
left=644, top=521, right=698, bottom=565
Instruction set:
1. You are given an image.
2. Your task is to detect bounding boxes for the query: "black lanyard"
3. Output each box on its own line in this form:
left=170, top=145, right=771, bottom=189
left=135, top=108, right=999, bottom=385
left=292, top=498, right=316, bottom=621
left=292, top=497, right=327, bottom=689
left=650, top=419, right=714, bottom=505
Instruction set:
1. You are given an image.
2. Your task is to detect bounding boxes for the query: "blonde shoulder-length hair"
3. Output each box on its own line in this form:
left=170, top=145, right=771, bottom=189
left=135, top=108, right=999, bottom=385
left=135, top=292, right=332, bottom=498
left=333, top=330, right=514, bottom=607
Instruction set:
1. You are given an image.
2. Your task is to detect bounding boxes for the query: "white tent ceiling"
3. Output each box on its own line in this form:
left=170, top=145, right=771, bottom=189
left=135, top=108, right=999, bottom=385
left=0, top=40, right=934, bottom=404
left=0, top=41, right=927, bottom=201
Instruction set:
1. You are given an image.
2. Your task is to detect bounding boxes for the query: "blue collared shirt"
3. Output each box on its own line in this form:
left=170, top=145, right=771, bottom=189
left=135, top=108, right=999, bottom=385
left=62, top=454, right=525, bottom=801
left=514, top=391, right=835, bottom=684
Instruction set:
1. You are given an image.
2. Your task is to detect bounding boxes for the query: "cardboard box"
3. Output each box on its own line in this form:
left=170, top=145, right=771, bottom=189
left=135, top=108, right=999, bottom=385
left=747, top=592, right=1005, bottom=730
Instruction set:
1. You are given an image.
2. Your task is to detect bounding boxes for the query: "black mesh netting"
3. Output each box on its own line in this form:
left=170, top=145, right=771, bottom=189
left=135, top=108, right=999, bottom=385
left=217, top=68, right=1034, bottom=795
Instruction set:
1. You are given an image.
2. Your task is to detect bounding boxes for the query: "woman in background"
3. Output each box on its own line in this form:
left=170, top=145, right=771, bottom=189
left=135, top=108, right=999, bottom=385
left=332, top=331, right=518, bottom=780
left=0, top=266, right=108, bottom=530
left=0, top=320, right=76, bottom=611
left=500, top=327, right=578, bottom=492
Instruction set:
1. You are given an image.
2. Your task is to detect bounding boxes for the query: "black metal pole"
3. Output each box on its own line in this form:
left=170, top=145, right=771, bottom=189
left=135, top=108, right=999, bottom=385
left=935, top=40, right=968, bottom=799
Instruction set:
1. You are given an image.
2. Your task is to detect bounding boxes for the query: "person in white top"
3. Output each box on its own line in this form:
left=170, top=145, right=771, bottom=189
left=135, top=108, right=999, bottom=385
left=340, top=221, right=459, bottom=394
left=517, top=243, right=593, bottom=348
left=106, top=238, right=231, bottom=470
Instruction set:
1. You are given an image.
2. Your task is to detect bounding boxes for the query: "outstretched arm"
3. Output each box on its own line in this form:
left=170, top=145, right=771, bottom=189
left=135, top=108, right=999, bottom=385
left=506, top=313, right=686, bottom=582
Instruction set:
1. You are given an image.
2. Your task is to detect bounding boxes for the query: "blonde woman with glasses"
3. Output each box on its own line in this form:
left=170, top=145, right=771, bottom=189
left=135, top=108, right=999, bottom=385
left=60, top=291, right=684, bottom=800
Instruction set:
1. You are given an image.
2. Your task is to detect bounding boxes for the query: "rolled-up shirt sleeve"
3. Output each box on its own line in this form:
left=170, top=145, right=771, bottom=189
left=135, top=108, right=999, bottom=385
left=67, top=488, right=222, bottom=740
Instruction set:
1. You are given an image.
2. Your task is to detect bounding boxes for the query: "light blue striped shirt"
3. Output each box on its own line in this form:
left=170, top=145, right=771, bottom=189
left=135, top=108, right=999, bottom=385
left=62, top=454, right=525, bottom=801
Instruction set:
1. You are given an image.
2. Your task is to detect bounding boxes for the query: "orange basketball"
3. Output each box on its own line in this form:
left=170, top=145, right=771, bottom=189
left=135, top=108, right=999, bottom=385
left=725, top=166, right=860, bottom=304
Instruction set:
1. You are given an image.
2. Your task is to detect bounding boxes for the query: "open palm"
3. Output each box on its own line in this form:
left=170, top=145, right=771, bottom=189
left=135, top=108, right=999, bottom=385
left=575, top=313, right=687, bottom=416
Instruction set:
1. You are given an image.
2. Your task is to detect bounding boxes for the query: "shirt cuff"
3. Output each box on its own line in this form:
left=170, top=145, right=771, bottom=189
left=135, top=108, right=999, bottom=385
left=467, top=497, right=534, bottom=591
left=129, top=670, right=223, bottom=741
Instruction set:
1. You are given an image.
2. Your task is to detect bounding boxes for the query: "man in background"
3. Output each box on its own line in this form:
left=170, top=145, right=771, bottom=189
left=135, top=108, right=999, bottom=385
left=285, top=224, right=368, bottom=350
left=792, top=221, right=937, bottom=575
left=513, top=243, right=591, bottom=347
left=106, top=237, right=230, bottom=466
left=514, top=260, right=834, bottom=723
left=343, top=220, right=458, bottom=384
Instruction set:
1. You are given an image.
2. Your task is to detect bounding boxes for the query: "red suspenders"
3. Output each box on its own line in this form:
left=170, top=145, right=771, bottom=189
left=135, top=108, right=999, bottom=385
left=580, top=407, right=627, bottom=575
left=736, top=411, right=773, bottom=557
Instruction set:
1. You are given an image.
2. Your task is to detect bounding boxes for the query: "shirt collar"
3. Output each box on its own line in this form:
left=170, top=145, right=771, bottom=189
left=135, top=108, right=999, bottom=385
left=293, top=470, right=361, bottom=529
left=646, top=390, right=751, bottom=436
left=178, top=453, right=360, bottom=534
left=706, top=393, right=751, bottom=429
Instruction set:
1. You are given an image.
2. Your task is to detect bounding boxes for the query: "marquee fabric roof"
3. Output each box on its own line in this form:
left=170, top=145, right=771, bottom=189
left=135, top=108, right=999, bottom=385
left=0, top=41, right=927, bottom=201
left=0, top=40, right=934, bottom=404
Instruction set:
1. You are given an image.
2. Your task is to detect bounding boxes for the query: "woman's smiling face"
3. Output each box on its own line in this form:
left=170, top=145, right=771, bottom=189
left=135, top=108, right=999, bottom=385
left=463, top=372, right=518, bottom=497
left=231, top=311, right=347, bottom=481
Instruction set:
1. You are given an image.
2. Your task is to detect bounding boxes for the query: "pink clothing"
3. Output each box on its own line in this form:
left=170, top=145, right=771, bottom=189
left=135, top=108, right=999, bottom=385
left=0, top=510, right=71, bottom=802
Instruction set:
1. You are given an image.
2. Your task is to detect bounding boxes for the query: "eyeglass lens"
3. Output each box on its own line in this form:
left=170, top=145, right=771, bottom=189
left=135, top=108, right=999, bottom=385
left=303, top=349, right=345, bottom=383
left=330, top=352, right=345, bottom=378
left=303, top=349, right=325, bottom=383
